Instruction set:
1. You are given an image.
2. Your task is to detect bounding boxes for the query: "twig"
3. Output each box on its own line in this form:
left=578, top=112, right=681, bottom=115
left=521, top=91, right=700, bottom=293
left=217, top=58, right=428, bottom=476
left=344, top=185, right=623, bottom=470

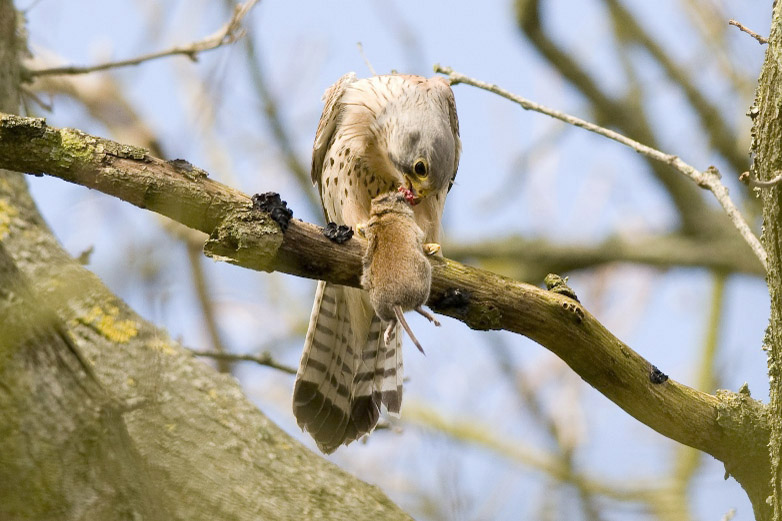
left=228, top=0, right=322, bottom=215
left=190, top=349, right=297, bottom=375
left=728, top=19, right=768, bottom=45
left=434, top=65, right=768, bottom=272
left=740, top=170, right=782, bottom=188
left=403, top=402, right=653, bottom=502
left=356, top=42, right=377, bottom=76
left=604, top=0, right=747, bottom=175
left=186, top=244, right=232, bottom=374
left=26, top=0, right=260, bottom=78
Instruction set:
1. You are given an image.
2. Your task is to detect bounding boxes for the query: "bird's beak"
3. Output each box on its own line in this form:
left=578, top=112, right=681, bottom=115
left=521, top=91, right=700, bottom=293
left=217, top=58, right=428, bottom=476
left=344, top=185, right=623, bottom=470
left=403, top=176, right=423, bottom=205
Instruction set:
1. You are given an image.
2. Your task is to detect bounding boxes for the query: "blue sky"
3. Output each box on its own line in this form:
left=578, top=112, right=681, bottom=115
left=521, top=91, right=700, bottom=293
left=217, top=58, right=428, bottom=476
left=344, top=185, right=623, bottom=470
left=21, top=0, right=773, bottom=519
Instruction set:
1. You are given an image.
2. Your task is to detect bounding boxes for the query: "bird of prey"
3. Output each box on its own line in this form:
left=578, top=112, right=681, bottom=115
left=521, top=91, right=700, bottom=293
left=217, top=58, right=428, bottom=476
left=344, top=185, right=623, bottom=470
left=293, top=72, right=461, bottom=453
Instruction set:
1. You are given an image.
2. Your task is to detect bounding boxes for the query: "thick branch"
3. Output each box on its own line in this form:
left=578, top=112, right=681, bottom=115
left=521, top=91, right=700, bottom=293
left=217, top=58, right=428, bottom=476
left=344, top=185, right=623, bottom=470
left=0, top=113, right=769, bottom=505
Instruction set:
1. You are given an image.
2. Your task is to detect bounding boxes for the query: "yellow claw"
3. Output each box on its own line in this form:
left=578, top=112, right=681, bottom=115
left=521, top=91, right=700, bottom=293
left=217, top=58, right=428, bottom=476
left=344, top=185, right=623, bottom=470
left=356, top=223, right=367, bottom=238
left=423, top=243, right=441, bottom=256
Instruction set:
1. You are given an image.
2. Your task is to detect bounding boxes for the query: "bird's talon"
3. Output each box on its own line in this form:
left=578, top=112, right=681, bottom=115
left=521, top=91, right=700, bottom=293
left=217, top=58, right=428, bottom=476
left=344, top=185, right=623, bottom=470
left=356, top=223, right=367, bottom=238
left=423, top=243, right=441, bottom=256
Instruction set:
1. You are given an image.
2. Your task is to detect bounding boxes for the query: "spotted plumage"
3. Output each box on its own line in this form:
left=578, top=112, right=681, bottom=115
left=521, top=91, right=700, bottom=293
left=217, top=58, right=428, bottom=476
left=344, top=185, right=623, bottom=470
left=293, top=72, right=461, bottom=454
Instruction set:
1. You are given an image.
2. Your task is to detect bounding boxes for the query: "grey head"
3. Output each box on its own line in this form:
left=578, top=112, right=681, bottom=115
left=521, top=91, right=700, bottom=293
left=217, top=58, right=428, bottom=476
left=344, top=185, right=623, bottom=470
left=378, top=95, right=458, bottom=200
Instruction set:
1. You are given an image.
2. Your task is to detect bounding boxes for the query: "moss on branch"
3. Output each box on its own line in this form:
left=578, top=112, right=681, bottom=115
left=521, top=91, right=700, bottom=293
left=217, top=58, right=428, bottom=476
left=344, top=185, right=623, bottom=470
left=0, top=112, right=771, bottom=513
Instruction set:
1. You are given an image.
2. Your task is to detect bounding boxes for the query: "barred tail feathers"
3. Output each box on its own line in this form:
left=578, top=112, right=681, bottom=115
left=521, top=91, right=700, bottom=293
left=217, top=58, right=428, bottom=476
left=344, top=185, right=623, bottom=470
left=293, top=282, right=358, bottom=453
left=293, top=283, right=407, bottom=453
left=381, top=319, right=404, bottom=415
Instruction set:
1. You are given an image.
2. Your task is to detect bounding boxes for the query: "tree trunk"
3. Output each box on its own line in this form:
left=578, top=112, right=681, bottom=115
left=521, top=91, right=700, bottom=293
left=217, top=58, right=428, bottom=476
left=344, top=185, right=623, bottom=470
left=753, top=3, right=782, bottom=520
left=0, top=2, right=411, bottom=520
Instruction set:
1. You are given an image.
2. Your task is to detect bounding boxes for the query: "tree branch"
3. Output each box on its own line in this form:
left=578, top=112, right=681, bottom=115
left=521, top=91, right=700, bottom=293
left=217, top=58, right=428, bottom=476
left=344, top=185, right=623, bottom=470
left=403, top=401, right=663, bottom=504
left=603, top=0, right=748, bottom=175
left=190, top=348, right=297, bottom=375
left=514, top=0, right=716, bottom=236
left=729, top=19, right=769, bottom=45
left=446, top=233, right=764, bottom=280
left=434, top=65, right=768, bottom=272
left=0, top=113, right=770, bottom=507
left=749, top=3, right=782, bottom=520
left=24, top=0, right=260, bottom=78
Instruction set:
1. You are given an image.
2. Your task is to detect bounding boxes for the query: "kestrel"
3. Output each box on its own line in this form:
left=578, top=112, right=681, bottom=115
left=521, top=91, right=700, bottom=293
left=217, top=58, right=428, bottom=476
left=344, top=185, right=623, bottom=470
left=293, top=73, right=461, bottom=453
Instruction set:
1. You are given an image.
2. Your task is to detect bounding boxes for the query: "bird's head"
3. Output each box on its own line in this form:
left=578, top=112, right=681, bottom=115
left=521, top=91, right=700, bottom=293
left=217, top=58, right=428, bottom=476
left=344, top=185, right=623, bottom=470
left=383, top=102, right=457, bottom=205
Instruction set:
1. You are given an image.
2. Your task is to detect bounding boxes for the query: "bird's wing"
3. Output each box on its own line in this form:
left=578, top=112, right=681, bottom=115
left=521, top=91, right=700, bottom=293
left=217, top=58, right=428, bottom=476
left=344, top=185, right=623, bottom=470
left=429, top=76, right=461, bottom=191
left=311, top=72, right=357, bottom=188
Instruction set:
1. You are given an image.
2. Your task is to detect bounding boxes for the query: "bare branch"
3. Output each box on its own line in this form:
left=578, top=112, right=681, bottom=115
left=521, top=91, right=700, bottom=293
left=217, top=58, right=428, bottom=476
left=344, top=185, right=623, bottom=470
left=604, top=0, right=748, bottom=175
left=190, top=349, right=297, bottom=375
left=227, top=5, right=322, bottom=214
left=403, top=402, right=658, bottom=503
left=740, top=170, right=782, bottom=188
left=515, top=0, right=714, bottom=235
left=25, top=0, right=260, bottom=78
left=729, top=19, right=768, bottom=45
left=434, top=65, right=768, bottom=272
left=446, top=233, right=764, bottom=279
left=0, top=113, right=771, bottom=506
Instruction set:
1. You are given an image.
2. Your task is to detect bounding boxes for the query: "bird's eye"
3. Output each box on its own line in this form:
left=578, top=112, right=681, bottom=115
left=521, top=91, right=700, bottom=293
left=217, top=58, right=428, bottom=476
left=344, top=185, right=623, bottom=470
left=414, top=159, right=428, bottom=177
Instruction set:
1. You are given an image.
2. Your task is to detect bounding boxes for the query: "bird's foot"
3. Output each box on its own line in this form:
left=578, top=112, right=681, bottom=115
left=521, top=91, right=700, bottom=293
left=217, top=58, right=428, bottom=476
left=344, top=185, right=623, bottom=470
left=423, top=243, right=441, bottom=256
left=322, top=222, right=354, bottom=243
left=252, top=192, right=293, bottom=232
left=355, top=223, right=367, bottom=238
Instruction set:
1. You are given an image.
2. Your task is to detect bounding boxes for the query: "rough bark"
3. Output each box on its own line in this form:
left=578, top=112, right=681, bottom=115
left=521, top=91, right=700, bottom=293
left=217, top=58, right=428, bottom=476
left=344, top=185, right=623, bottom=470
left=752, top=3, right=782, bottom=520
left=0, top=2, right=411, bottom=519
left=2, top=0, right=780, bottom=518
left=0, top=112, right=772, bottom=515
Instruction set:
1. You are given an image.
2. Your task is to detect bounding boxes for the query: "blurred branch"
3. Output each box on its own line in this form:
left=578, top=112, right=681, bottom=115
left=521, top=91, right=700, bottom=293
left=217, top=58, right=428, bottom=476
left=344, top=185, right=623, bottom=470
left=514, top=0, right=714, bottom=236
left=30, top=73, right=164, bottom=154
left=681, top=1, right=755, bottom=97
left=729, top=19, right=768, bottom=45
left=435, top=66, right=768, bottom=272
left=190, top=349, right=297, bottom=375
left=446, top=233, right=763, bottom=280
left=491, top=341, right=605, bottom=519
left=669, top=273, right=727, bottom=519
left=0, top=113, right=771, bottom=512
left=603, top=0, right=748, bottom=175
left=186, top=244, right=232, bottom=373
left=404, top=402, right=654, bottom=503
left=24, top=0, right=260, bottom=78
left=223, top=0, right=322, bottom=215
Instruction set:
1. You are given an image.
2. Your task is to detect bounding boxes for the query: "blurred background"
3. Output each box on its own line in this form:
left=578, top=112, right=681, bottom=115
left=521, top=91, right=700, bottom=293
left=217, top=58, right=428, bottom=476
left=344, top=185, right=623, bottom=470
left=19, top=0, right=772, bottom=519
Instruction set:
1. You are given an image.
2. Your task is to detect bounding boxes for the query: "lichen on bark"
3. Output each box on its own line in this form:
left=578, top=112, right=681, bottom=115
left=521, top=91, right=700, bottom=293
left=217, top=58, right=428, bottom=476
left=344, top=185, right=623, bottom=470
left=750, top=3, right=782, bottom=519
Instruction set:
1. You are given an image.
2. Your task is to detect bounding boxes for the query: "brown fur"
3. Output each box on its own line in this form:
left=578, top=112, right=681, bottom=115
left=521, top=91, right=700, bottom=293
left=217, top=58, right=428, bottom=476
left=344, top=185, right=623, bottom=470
left=361, top=191, right=440, bottom=352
